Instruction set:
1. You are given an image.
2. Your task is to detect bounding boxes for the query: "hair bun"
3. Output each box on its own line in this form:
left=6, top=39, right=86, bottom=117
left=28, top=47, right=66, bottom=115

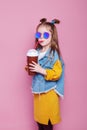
left=51, top=19, right=60, bottom=24
left=40, top=18, right=47, bottom=23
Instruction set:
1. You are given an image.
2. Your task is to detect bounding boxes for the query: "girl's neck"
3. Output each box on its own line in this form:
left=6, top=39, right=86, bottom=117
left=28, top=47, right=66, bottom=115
left=41, top=45, right=50, bottom=52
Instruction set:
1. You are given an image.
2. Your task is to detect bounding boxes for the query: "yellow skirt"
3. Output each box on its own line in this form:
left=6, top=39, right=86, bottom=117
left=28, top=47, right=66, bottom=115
left=33, top=90, right=61, bottom=125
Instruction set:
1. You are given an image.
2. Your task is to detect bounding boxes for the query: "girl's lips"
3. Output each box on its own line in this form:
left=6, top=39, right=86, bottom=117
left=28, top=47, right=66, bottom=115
left=38, top=40, right=44, bottom=43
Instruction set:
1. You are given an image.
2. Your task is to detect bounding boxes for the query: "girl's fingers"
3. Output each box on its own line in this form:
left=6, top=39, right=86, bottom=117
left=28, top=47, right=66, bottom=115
left=29, top=66, right=34, bottom=69
left=29, top=63, right=35, bottom=67
left=32, top=61, right=36, bottom=64
left=29, top=67, right=36, bottom=72
left=29, top=62, right=41, bottom=73
left=29, top=61, right=37, bottom=66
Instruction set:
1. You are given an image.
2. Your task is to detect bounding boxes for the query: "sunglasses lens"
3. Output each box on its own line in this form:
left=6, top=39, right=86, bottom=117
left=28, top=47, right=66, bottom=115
left=35, top=32, right=41, bottom=39
left=35, top=32, right=50, bottom=39
left=43, top=32, right=49, bottom=39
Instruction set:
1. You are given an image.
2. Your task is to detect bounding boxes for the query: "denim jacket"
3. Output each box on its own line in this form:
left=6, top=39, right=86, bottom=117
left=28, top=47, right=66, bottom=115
left=32, top=49, right=65, bottom=98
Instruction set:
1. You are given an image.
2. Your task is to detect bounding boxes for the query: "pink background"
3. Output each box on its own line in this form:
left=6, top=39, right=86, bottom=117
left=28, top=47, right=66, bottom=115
left=0, top=0, right=87, bottom=130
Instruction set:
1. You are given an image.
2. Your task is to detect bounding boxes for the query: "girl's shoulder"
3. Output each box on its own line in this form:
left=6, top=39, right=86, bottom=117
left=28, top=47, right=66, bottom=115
left=52, top=50, right=64, bottom=66
left=52, top=50, right=60, bottom=60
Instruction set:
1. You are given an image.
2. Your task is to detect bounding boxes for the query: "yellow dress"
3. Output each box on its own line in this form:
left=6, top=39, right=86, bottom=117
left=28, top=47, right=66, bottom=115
left=34, top=60, right=62, bottom=125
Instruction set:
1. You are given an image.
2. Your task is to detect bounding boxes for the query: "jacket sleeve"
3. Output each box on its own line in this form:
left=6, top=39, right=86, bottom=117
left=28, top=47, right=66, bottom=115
left=44, top=60, right=62, bottom=81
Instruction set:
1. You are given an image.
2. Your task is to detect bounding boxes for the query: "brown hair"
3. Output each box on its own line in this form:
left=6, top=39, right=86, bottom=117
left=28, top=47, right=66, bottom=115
left=35, top=18, right=61, bottom=58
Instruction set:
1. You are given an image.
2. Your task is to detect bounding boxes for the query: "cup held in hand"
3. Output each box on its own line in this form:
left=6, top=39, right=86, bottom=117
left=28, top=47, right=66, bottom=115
left=26, top=49, right=38, bottom=75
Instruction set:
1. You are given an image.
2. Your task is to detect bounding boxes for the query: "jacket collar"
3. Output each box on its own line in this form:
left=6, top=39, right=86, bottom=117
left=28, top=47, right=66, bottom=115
left=38, top=48, right=53, bottom=59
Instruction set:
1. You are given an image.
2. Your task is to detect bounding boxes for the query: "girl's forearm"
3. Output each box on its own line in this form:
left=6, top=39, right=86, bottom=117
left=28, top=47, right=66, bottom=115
left=40, top=68, right=47, bottom=76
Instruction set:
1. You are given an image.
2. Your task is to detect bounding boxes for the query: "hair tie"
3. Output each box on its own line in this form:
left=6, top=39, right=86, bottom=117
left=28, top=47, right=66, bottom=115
left=51, top=20, right=55, bottom=24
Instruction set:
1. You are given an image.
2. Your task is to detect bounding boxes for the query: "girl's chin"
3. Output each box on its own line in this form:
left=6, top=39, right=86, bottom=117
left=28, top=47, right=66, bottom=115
left=39, top=41, right=49, bottom=45
left=40, top=43, right=47, bottom=47
left=39, top=42, right=46, bottom=45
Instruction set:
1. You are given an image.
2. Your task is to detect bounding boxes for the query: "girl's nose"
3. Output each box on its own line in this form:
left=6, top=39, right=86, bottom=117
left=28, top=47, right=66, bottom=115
left=40, top=34, right=43, bottom=39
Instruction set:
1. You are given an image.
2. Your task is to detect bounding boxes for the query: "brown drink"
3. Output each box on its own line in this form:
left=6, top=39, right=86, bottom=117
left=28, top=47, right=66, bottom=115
left=26, top=49, right=38, bottom=75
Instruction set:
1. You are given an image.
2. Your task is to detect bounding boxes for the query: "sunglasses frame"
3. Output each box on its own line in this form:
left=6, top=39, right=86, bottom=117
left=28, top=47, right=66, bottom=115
left=35, top=32, right=50, bottom=39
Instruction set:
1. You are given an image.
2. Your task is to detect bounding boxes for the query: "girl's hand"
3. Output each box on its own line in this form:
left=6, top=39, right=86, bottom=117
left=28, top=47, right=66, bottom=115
left=29, top=61, right=47, bottom=75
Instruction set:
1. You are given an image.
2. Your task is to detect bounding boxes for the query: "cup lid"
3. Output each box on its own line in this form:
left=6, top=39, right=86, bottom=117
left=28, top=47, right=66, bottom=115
left=26, top=49, right=38, bottom=56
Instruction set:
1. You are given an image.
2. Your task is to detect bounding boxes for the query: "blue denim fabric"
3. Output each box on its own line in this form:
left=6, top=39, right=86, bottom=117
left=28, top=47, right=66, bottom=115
left=32, top=49, right=65, bottom=98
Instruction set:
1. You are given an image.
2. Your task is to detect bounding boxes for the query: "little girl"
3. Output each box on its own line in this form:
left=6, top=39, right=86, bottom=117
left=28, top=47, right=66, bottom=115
left=26, top=18, right=64, bottom=130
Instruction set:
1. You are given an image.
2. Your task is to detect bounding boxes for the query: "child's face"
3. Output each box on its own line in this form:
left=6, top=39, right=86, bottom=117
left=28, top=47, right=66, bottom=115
left=36, top=26, right=52, bottom=47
